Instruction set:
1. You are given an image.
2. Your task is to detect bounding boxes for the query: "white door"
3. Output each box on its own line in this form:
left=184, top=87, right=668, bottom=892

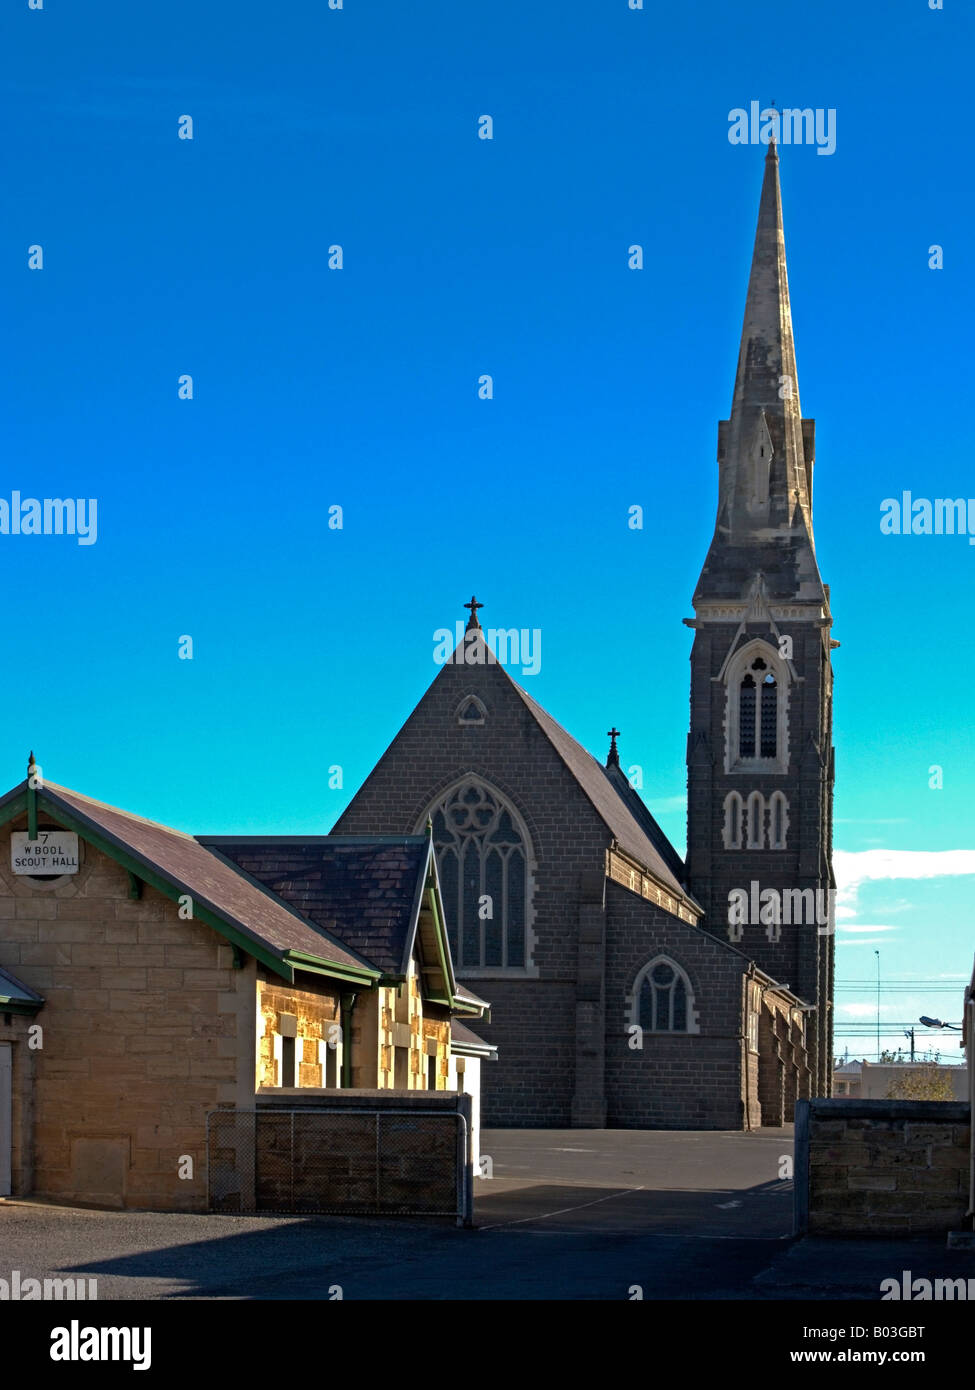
left=0, top=1045, right=11, bottom=1196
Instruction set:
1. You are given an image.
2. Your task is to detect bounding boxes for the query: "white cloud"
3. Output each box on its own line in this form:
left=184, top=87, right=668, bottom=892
left=837, top=1002, right=898, bottom=1018
left=837, top=923, right=899, bottom=933
left=836, top=937, right=899, bottom=948
left=833, top=848, right=975, bottom=921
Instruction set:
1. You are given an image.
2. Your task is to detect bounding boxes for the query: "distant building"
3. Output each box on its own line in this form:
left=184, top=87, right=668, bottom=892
left=859, top=1060, right=968, bottom=1102
left=832, top=1059, right=862, bottom=1097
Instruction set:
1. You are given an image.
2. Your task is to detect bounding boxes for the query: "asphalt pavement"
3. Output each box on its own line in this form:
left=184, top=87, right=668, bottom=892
left=0, top=1126, right=971, bottom=1300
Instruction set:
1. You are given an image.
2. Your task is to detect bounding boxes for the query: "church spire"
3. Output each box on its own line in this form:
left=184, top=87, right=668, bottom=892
left=694, top=145, right=823, bottom=607
left=716, top=143, right=815, bottom=545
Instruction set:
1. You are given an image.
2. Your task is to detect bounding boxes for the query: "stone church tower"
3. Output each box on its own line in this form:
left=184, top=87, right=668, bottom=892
left=685, top=139, right=836, bottom=1098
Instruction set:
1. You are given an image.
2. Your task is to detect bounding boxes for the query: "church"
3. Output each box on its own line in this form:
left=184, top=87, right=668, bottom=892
left=334, top=139, right=837, bottom=1130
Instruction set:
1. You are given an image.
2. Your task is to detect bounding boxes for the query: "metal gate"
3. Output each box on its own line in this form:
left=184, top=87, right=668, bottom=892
left=207, top=1106, right=471, bottom=1225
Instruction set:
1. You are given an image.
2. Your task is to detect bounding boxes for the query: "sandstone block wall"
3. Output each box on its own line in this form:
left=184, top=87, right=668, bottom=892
left=796, top=1098, right=971, bottom=1235
left=0, top=816, right=249, bottom=1210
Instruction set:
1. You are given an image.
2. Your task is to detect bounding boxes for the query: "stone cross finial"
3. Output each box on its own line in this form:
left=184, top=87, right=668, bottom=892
left=464, top=595, right=483, bottom=630
left=607, top=727, right=621, bottom=768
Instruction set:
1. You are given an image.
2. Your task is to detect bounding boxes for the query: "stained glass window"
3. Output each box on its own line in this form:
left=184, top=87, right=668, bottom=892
left=638, top=959, right=690, bottom=1032
left=424, top=781, right=530, bottom=970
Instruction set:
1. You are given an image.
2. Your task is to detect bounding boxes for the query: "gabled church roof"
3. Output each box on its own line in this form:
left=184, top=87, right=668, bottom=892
left=601, top=758, right=687, bottom=887
left=459, top=635, right=698, bottom=911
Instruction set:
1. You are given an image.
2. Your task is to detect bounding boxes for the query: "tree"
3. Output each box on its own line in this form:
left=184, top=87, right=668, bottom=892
left=884, top=1063, right=955, bottom=1101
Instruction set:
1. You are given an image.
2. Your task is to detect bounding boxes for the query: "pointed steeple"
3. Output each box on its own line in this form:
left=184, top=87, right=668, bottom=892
left=694, top=146, right=823, bottom=607
left=718, top=141, right=813, bottom=539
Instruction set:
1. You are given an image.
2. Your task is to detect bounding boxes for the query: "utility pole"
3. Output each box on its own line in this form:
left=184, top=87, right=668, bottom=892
left=904, top=1027, right=915, bottom=1062
left=874, top=949, right=881, bottom=1060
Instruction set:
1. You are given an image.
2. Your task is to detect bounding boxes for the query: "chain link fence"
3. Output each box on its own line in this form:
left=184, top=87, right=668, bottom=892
left=207, top=1106, right=471, bottom=1223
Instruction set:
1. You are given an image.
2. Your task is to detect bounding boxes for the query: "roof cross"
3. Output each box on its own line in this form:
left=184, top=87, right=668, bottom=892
left=607, top=727, right=621, bottom=768
left=463, top=595, right=483, bottom=630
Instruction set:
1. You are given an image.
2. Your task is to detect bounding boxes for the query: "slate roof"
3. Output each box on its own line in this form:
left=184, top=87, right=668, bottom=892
left=0, top=782, right=375, bottom=978
left=510, top=681, right=697, bottom=909
left=450, top=1019, right=497, bottom=1056
left=198, top=835, right=433, bottom=978
left=602, top=761, right=687, bottom=887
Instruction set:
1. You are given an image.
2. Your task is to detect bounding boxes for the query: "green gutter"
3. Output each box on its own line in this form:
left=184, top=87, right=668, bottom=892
left=0, top=999, right=43, bottom=1015
left=282, top=951, right=380, bottom=987
left=19, top=797, right=296, bottom=985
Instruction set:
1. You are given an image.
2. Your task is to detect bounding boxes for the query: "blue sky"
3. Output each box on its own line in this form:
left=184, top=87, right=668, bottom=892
left=3, top=0, right=972, bottom=1058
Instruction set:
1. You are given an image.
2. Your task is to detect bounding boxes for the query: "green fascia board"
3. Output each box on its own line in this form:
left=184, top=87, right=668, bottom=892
left=0, top=997, right=43, bottom=1015
left=0, top=788, right=383, bottom=990
left=0, top=790, right=28, bottom=820
left=282, top=951, right=379, bottom=987
left=421, top=869, right=471, bottom=1012
left=425, top=877, right=458, bottom=1003
left=0, top=792, right=296, bottom=986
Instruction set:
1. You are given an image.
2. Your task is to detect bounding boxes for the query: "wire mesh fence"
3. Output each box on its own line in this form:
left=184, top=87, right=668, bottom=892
left=207, top=1106, right=469, bottom=1221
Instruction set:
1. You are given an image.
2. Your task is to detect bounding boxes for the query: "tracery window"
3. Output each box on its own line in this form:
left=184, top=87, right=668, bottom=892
left=420, top=779, right=531, bottom=970
left=725, top=641, right=790, bottom=775
left=634, top=957, right=694, bottom=1033
left=739, top=658, right=778, bottom=760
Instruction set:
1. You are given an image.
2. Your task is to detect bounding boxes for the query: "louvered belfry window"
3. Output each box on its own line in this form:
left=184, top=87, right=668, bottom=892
left=740, top=658, right=777, bottom=760
left=760, top=672, right=777, bottom=757
left=427, top=780, right=529, bottom=970
left=739, top=674, right=757, bottom=758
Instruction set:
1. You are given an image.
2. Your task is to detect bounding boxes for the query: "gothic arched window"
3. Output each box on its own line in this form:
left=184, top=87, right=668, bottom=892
left=419, top=779, right=532, bottom=972
left=746, top=791, right=766, bottom=849
left=724, top=641, right=790, bottom=775
left=739, top=673, right=757, bottom=758
left=769, top=791, right=789, bottom=850
left=760, top=672, right=777, bottom=758
left=455, top=695, right=487, bottom=726
left=631, top=956, right=698, bottom=1034
left=722, top=791, right=743, bottom=850
left=739, top=658, right=778, bottom=761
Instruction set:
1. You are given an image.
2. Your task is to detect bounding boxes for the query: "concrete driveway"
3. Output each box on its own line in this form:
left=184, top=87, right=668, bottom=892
left=0, top=1127, right=800, bottom=1299
left=3, top=1126, right=971, bottom=1300
left=474, top=1126, right=794, bottom=1237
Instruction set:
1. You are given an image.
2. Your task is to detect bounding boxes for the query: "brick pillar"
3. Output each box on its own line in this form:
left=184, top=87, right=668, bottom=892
left=571, top=871, right=606, bottom=1127
left=758, top=1006, right=785, bottom=1126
